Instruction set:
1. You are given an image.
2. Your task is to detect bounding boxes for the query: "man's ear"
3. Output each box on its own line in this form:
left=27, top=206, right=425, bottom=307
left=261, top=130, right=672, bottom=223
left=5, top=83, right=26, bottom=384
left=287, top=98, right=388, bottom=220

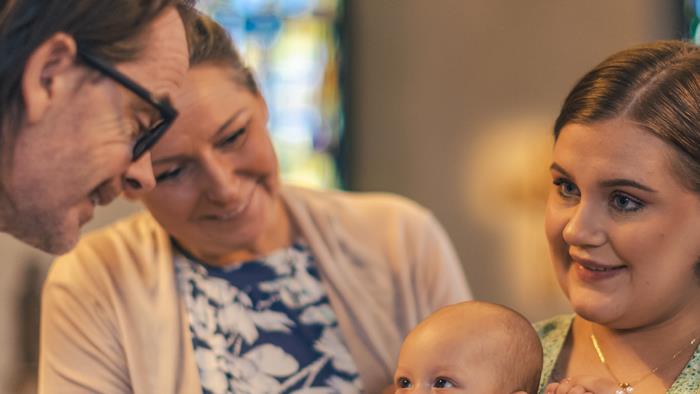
left=22, top=33, right=78, bottom=125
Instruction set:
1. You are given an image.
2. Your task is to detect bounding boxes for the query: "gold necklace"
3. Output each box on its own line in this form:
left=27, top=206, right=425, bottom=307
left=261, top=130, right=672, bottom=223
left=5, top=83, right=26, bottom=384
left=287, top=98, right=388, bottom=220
left=589, top=325, right=698, bottom=394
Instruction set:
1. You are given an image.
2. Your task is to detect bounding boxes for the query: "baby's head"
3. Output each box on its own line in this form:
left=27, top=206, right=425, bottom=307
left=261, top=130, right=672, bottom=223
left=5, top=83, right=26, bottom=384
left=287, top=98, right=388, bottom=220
left=394, top=301, right=543, bottom=393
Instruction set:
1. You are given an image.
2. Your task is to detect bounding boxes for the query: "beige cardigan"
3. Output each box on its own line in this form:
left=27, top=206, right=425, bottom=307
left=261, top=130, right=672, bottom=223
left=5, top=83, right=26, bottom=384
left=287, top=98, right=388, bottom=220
left=39, top=186, right=471, bottom=394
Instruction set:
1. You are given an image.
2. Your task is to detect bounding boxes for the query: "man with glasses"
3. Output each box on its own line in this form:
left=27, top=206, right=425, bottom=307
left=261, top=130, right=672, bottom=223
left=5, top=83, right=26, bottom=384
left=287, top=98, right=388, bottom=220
left=0, top=0, right=191, bottom=254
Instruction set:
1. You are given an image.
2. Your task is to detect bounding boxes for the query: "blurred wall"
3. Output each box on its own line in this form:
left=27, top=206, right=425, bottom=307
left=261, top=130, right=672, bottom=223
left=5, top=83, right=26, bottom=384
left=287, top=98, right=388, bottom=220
left=0, top=200, right=142, bottom=393
left=346, top=0, right=682, bottom=321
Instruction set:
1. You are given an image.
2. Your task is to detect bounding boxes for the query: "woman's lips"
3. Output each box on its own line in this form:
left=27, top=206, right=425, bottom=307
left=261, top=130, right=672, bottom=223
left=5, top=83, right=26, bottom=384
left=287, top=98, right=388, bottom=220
left=571, top=257, right=627, bottom=282
left=200, top=185, right=257, bottom=221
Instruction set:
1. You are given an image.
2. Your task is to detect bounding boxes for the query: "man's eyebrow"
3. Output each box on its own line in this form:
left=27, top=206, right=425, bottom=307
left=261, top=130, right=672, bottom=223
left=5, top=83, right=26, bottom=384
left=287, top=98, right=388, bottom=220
left=600, top=179, right=657, bottom=193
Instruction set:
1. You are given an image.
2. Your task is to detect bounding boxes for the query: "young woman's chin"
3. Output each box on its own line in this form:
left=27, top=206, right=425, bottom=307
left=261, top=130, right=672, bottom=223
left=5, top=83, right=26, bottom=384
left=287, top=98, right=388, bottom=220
left=565, top=284, right=632, bottom=327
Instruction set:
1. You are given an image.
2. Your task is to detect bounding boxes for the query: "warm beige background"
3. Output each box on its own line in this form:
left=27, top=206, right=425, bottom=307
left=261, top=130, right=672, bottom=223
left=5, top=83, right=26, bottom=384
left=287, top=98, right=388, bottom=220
left=346, top=0, right=681, bottom=320
left=0, top=1, right=682, bottom=391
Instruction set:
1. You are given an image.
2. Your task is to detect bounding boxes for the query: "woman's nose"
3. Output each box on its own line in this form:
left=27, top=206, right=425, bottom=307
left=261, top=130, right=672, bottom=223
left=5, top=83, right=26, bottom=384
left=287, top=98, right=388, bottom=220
left=562, top=201, right=607, bottom=247
left=202, top=154, right=241, bottom=204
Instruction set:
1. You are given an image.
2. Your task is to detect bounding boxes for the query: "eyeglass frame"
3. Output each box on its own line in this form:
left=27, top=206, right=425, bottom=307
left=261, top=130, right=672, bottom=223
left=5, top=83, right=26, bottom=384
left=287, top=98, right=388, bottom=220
left=77, top=49, right=178, bottom=161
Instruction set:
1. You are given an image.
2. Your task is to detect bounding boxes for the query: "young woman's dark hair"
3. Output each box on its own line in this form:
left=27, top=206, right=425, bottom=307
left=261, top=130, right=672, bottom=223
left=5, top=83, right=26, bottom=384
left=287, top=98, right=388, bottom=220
left=554, top=40, right=700, bottom=194
left=0, top=0, right=193, bottom=135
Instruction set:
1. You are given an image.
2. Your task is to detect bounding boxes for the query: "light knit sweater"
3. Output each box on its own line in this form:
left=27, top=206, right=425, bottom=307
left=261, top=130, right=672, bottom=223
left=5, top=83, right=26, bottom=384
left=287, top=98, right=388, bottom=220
left=535, top=315, right=700, bottom=394
left=39, top=186, right=471, bottom=394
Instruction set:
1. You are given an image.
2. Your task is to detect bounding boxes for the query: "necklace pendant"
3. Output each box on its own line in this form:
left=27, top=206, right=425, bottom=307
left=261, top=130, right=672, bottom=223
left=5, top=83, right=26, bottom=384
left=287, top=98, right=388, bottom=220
left=616, top=383, right=633, bottom=394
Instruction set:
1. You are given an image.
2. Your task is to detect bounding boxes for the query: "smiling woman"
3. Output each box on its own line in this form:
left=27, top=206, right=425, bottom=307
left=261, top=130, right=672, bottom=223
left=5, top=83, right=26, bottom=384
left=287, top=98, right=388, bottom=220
left=536, top=41, right=700, bottom=394
left=38, top=9, right=471, bottom=394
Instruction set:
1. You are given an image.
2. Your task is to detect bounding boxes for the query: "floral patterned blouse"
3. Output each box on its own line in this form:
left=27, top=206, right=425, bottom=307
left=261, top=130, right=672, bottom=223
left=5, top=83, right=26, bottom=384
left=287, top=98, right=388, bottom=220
left=535, top=315, right=700, bottom=394
left=174, top=241, right=362, bottom=394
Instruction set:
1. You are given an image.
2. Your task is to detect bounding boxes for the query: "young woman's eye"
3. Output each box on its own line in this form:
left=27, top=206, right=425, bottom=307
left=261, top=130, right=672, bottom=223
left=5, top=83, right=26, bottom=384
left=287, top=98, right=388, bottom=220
left=396, top=376, right=412, bottom=388
left=553, top=178, right=580, bottom=198
left=217, top=127, right=247, bottom=148
left=610, top=192, right=644, bottom=212
left=155, top=167, right=183, bottom=183
left=433, top=377, right=456, bottom=388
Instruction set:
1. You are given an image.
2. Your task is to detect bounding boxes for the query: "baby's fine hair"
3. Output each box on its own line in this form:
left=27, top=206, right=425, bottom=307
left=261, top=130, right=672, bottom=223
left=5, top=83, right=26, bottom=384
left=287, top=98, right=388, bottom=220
left=429, top=301, right=543, bottom=393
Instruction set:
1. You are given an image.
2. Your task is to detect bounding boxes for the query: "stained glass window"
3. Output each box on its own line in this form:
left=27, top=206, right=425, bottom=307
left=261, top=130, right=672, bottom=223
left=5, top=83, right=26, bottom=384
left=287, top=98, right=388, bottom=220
left=196, top=0, right=345, bottom=189
left=686, top=0, right=700, bottom=42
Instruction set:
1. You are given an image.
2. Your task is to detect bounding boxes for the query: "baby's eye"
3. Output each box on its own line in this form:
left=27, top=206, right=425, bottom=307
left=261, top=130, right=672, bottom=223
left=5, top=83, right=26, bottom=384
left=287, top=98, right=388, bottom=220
left=433, top=377, right=456, bottom=388
left=396, top=376, right=412, bottom=388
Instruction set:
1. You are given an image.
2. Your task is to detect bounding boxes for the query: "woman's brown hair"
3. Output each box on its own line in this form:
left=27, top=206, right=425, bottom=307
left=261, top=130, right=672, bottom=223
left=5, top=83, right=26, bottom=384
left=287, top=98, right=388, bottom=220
left=183, top=8, right=258, bottom=94
left=554, top=40, right=700, bottom=194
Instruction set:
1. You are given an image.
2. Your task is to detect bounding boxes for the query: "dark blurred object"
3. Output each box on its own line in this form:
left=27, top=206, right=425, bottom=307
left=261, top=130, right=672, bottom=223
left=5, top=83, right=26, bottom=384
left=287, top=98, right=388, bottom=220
left=10, top=258, right=46, bottom=394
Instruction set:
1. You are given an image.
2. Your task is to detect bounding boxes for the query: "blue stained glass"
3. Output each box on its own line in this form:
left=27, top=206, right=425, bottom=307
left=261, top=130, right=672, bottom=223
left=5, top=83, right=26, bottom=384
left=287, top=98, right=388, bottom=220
left=197, top=0, right=345, bottom=189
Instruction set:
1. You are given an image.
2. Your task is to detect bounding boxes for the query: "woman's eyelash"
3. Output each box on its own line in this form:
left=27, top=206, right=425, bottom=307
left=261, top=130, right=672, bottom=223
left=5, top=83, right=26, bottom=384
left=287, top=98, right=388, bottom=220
left=610, top=192, right=645, bottom=212
left=217, top=127, right=247, bottom=147
left=155, top=167, right=182, bottom=183
left=552, top=177, right=569, bottom=186
left=552, top=177, right=579, bottom=197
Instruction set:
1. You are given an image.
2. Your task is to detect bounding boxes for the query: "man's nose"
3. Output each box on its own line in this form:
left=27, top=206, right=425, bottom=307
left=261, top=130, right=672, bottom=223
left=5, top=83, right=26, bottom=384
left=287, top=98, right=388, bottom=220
left=123, top=152, right=156, bottom=199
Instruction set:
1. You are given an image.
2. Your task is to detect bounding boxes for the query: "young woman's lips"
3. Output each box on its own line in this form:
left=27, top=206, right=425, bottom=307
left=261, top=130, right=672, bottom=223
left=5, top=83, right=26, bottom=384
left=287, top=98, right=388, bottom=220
left=571, top=257, right=627, bottom=282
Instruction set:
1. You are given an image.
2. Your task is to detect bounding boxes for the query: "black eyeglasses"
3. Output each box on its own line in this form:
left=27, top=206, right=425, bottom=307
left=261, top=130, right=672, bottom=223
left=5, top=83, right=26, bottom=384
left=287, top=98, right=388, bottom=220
left=77, top=49, right=178, bottom=161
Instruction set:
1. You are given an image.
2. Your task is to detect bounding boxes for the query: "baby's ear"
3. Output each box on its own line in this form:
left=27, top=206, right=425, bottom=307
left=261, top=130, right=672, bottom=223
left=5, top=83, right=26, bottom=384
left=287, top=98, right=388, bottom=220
left=511, top=391, right=528, bottom=394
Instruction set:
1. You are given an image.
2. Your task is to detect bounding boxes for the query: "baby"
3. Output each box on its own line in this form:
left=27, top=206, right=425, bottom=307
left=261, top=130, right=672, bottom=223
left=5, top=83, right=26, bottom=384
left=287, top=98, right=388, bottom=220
left=393, top=301, right=543, bottom=393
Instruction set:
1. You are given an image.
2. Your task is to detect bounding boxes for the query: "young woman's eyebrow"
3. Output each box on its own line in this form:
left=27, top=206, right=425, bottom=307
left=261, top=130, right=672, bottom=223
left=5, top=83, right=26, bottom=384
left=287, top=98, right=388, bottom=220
left=549, top=162, right=571, bottom=177
left=599, top=178, right=657, bottom=193
left=551, top=162, right=657, bottom=193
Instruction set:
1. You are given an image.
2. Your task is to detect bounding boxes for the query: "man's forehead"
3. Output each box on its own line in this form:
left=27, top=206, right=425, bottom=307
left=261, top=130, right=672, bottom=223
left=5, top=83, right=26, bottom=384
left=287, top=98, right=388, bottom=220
left=116, top=7, right=188, bottom=97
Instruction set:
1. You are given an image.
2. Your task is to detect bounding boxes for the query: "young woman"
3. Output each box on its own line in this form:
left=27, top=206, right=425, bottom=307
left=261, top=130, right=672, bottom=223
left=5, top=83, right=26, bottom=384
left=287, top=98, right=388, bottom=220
left=537, top=41, right=700, bottom=394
